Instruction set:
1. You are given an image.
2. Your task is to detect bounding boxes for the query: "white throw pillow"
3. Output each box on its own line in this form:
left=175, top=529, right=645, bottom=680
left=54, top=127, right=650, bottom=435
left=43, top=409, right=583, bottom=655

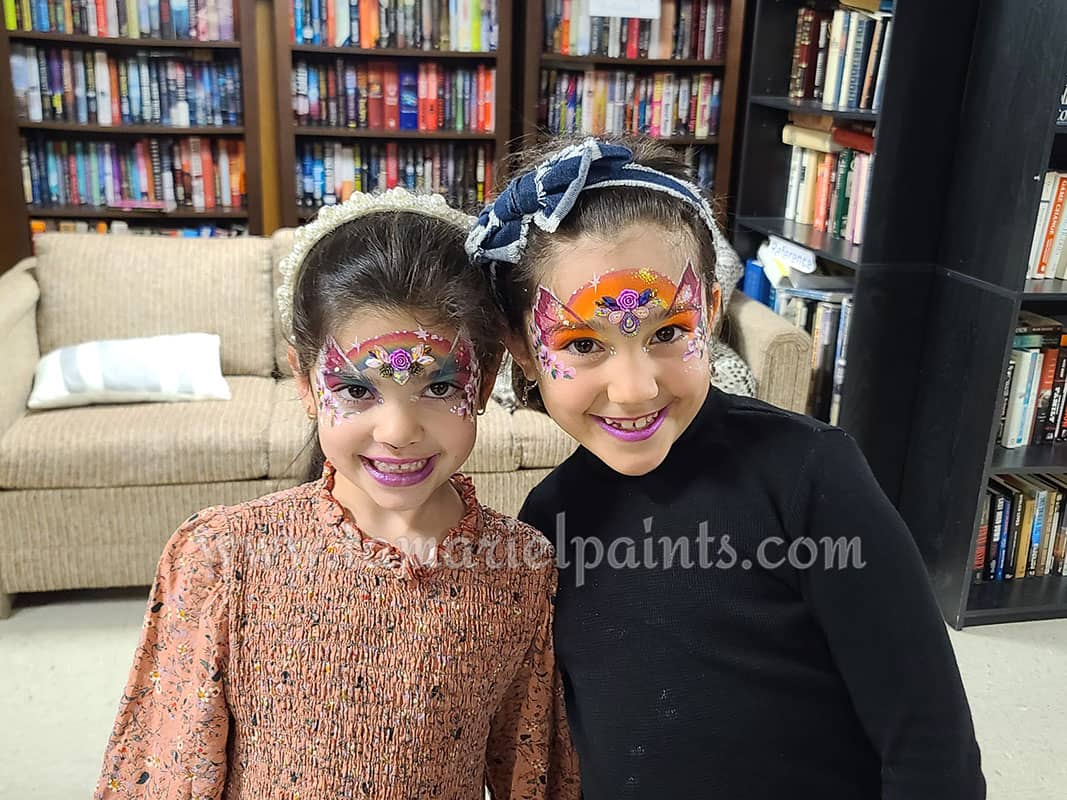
left=28, top=333, right=231, bottom=410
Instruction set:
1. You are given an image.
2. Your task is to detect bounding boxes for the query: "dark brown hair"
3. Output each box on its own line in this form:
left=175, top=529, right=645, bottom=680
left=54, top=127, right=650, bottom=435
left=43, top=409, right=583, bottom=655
left=489, top=133, right=720, bottom=412
left=289, top=210, right=504, bottom=480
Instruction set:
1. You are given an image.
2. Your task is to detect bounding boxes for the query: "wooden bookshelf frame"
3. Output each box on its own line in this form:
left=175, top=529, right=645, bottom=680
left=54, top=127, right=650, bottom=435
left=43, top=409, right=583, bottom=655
left=517, top=0, right=746, bottom=214
left=272, top=0, right=513, bottom=228
left=0, top=0, right=267, bottom=268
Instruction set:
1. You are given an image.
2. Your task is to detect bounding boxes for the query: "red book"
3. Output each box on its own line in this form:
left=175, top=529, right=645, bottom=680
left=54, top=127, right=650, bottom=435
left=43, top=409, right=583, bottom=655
left=385, top=141, right=398, bottom=188
left=696, top=0, right=706, bottom=60
left=202, top=141, right=216, bottom=209
left=383, top=64, right=399, bottom=130
left=832, top=126, right=876, bottom=154
left=476, top=65, right=486, bottom=132
left=366, top=62, right=384, bottom=129
left=626, top=17, right=640, bottom=59
left=426, top=63, right=438, bottom=131
left=417, top=63, right=428, bottom=131
left=95, top=0, right=107, bottom=34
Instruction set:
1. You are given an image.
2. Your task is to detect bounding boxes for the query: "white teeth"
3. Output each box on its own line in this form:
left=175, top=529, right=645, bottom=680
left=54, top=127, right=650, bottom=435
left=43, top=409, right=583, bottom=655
left=371, top=459, right=428, bottom=474
left=603, top=412, right=658, bottom=431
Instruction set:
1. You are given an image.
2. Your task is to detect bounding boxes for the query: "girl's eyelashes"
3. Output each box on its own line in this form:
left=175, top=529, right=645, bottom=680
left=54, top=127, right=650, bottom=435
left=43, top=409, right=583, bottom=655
left=651, top=324, right=688, bottom=345
left=564, top=337, right=605, bottom=357
left=424, top=381, right=463, bottom=399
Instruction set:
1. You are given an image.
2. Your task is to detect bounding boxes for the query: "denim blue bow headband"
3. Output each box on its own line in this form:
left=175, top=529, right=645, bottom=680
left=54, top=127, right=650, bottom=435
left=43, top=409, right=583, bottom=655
left=465, top=137, right=729, bottom=275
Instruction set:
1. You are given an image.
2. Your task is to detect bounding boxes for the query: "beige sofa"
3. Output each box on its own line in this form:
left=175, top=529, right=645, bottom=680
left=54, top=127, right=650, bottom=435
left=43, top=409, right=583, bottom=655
left=0, top=231, right=811, bottom=618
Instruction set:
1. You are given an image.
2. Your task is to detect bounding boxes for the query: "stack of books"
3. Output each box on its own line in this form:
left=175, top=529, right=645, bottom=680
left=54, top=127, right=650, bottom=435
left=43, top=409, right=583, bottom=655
left=290, top=0, right=498, bottom=51
left=21, top=135, right=247, bottom=211
left=3, top=0, right=237, bottom=40
left=292, top=59, right=494, bottom=132
left=10, top=45, right=242, bottom=128
left=786, top=1, right=892, bottom=111
left=977, top=474, right=1067, bottom=584
left=781, top=115, right=874, bottom=245
left=543, top=0, right=728, bottom=61
left=1025, top=171, right=1067, bottom=280
left=996, top=310, right=1067, bottom=449
left=296, top=139, right=490, bottom=212
left=770, top=270, right=854, bottom=424
left=539, top=69, right=720, bottom=139
left=29, top=218, right=246, bottom=236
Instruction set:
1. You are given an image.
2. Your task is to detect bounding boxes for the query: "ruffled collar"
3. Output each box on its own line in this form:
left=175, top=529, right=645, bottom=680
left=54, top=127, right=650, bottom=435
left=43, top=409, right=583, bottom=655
left=313, top=459, right=482, bottom=581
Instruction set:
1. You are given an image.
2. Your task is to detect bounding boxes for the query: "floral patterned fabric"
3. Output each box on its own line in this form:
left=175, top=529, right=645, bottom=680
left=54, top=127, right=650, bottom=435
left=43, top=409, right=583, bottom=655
left=94, top=461, right=581, bottom=800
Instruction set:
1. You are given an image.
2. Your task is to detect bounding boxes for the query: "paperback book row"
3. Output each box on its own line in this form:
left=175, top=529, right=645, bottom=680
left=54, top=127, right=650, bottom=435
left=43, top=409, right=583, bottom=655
left=292, top=59, right=494, bottom=132
left=995, top=310, right=1067, bottom=450
left=786, top=2, right=892, bottom=112
left=9, top=45, right=242, bottom=128
left=1025, top=171, right=1067, bottom=280
left=543, top=0, right=727, bottom=61
left=29, top=217, right=246, bottom=235
left=3, top=0, right=236, bottom=40
left=22, top=135, right=247, bottom=211
left=290, top=0, right=497, bottom=52
left=782, top=117, right=875, bottom=245
left=539, top=68, right=720, bottom=139
left=975, top=473, right=1067, bottom=584
left=775, top=285, right=852, bottom=424
left=297, top=139, right=491, bottom=213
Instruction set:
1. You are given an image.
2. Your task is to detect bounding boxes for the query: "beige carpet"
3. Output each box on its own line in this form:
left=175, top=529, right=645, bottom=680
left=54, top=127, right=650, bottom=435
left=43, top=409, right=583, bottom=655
left=1, top=587, right=1064, bottom=799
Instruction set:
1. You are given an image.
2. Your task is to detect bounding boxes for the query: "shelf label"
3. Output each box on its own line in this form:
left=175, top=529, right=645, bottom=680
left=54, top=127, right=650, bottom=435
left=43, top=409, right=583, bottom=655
left=766, top=234, right=818, bottom=274
left=589, top=0, right=661, bottom=19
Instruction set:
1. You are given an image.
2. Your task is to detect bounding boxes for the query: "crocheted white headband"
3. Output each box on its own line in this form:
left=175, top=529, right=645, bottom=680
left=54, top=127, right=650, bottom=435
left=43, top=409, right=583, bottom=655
left=276, top=187, right=477, bottom=343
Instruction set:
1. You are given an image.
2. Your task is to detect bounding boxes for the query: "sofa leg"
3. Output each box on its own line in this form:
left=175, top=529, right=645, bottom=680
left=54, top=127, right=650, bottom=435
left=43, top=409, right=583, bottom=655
left=0, top=590, right=12, bottom=619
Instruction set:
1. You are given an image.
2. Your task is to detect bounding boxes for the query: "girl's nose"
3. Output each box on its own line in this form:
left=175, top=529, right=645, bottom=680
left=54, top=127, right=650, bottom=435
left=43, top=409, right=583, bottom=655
left=372, top=404, right=424, bottom=449
left=605, top=351, right=659, bottom=406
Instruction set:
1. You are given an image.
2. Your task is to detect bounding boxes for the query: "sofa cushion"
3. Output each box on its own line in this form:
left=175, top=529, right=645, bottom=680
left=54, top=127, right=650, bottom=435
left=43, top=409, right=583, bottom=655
left=512, top=408, right=578, bottom=468
left=0, top=376, right=274, bottom=489
left=268, top=378, right=522, bottom=479
left=34, top=233, right=275, bottom=378
left=269, top=377, right=315, bottom=480
left=271, top=229, right=296, bottom=374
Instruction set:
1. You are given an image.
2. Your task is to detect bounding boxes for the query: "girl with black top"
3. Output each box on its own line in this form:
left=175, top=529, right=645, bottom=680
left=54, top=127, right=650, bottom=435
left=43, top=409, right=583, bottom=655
left=465, top=134, right=985, bottom=800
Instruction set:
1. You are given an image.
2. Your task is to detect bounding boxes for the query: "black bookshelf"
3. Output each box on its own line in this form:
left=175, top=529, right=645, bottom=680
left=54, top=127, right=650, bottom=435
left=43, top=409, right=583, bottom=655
left=731, top=0, right=979, bottom=504
left=896, top=0, right=1067, bottom=628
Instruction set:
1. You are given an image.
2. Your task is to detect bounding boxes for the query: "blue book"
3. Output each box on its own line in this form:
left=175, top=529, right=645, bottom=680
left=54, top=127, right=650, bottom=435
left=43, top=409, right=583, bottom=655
left=741, top=258, right=771, bottom=306
left=832, top=12, right=851, bottom=107
left=172, top=0, right=189, bottom=39
left=34, top=0, right=48, bottom=31
left=398, top=65, right=418, bottom=130
left=309, top=0, right=320, bottom=44
left=75, top=142, right=87, bottom=203
left=293, top=0, right=305, bottom=43
left=128, top=59, right=141, bottom=124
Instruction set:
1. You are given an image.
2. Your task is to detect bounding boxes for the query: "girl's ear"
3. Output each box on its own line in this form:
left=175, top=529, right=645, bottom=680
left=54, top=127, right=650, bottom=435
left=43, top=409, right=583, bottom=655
left=707, top=281, right=723, bottom=334
left=503, top=331, right=538, bottom=383
left=287, top=345, right=315, bottom=414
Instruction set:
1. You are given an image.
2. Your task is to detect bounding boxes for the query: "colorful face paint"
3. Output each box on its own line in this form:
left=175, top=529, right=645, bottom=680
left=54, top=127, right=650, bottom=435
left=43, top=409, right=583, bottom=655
left=531, top=262, right=708, bottom=378
left=314, top=328, right=481, bottom=423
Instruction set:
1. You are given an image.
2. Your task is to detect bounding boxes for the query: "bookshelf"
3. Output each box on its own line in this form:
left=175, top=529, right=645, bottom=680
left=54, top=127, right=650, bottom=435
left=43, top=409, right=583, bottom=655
left=896, top=0, right=1067, bottom=628
left=0, top=0, right=266, bottom=260
left=271, top=0, right=512, bottom=227
left=516, top=0, right=747, bottom=211
left=731, top=0, right=979, bottom=508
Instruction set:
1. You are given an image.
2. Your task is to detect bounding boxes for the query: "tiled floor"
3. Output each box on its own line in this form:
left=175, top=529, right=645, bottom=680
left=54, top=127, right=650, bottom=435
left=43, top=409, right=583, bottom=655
left=1, top=587, right=1064, bottom=799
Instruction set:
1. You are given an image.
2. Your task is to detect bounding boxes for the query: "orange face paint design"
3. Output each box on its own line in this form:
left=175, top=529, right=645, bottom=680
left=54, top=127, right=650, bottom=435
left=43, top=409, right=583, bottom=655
left=530, top=263, right=707, bottom=378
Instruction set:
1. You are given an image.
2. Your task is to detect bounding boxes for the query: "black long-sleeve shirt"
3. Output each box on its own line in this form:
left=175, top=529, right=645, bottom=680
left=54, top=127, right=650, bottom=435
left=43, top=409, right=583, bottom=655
left=518, top=387, right=984, bottom=800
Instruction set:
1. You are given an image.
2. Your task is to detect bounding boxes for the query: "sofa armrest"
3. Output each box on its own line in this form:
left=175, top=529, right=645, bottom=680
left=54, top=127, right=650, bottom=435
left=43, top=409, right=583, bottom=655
left=724, top=293, right=812, bottom=414
left=0, top=258, right=40, bottom=437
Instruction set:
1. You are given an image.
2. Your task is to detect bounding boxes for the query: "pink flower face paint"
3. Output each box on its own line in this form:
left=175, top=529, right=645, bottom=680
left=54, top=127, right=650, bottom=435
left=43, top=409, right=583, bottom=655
left=314, top=328, right=481, bottom=424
